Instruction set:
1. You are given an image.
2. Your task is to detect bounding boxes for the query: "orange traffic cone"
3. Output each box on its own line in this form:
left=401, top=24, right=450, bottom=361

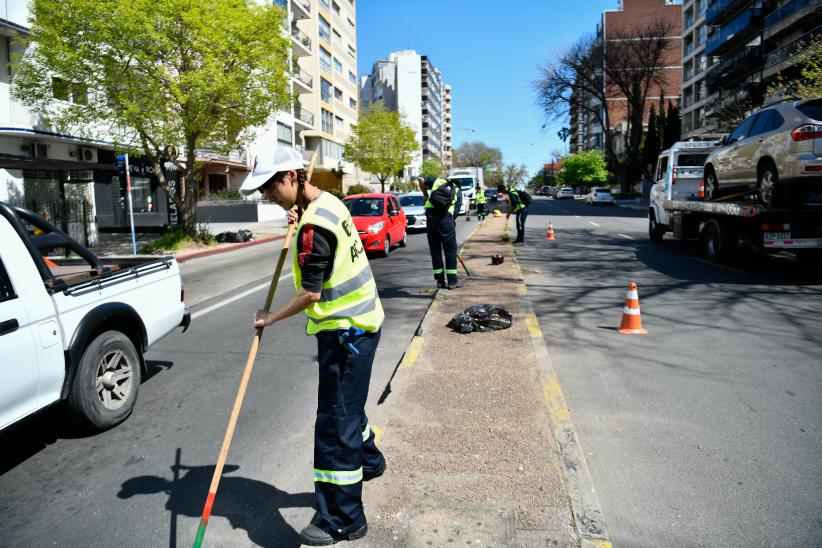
left=545, top=223, right=556, bottom=240
left=618, top=282, right=647, bottom=334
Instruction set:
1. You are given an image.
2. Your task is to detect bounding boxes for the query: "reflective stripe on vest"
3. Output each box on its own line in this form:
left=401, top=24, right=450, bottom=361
left=313, top=467, right=363, bottom=485
left=424, top=178, right=457, bottom=215
left=294, top=193, right=384, bottom=335
left=362, top=424, right=371, bottom=442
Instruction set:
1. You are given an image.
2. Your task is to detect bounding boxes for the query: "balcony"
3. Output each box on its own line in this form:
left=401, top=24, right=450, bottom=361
left=764, top=24, right=822, bottom=75
left=765, top=0, right=821, bottom=29
left=291, top=25, right=311, bottom=56
left=196, top=148, right=248, bottom=166
left=705, top=44, right=761, bottom=92
left=291, top=0, right=311, bottom=20
left=705, top=8, right=763, bottom=56
left=294, top=106, right=314, bottom=128
left=292, top=66, right=313, bottom=93
left=705, top=0, right=752, bottom=26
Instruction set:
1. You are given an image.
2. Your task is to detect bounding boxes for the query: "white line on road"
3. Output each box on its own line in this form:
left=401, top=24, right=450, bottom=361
left=589, top=221, right=600, bottom=227
left=574, top=215, right=581, bottom=219
left=191, top=273, right=293, bottom=320
left=691, top=258, right=750, bottom=275
left=618, top=233, right=633, bottom=239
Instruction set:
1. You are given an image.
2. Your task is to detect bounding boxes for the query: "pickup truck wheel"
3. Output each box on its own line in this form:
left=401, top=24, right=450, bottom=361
left=67, top=330, right=141, bottom=430
left=701, top=219, right=732, bottom=263
left=649, top=213, right=665, bottom=242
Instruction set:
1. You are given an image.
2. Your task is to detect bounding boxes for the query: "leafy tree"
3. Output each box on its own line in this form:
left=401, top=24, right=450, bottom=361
left=343, top=103, right=418, bottom=193
left=502, top=163, right=528, bottom=189
left=641, top=104, right=660, bottom=179
left=11, top=0, right=292, bottom=236
left=420, top=159, right=443, bottom=179
left=346, top=184, right=372, bottom=196
left=452, top=141, right=503, bottom=171
left=557, top=150, right=608, bottom=187
left=663, top=101, right=681, bottom=149
left=767, top=36, right=822, bottom=100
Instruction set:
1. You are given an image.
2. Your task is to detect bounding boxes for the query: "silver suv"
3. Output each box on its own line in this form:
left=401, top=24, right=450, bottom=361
left=703, top=99, right=822, bottom=207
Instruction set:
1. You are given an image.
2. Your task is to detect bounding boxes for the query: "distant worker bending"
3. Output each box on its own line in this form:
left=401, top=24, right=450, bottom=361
left=506, top=185, right=530, bottom=244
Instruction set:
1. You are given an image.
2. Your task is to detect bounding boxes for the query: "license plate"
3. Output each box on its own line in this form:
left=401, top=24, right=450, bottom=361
left=764, top=232, right=791, bottom=240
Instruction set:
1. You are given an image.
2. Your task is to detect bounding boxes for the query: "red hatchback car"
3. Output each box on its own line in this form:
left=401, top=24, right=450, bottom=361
left=342, top=193, right=407, bottom=257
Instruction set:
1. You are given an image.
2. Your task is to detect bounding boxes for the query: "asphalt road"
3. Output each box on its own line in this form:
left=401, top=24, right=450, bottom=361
left=516, top=196, right=822, bottom=547
left=0, top=214, right=478, bottom=547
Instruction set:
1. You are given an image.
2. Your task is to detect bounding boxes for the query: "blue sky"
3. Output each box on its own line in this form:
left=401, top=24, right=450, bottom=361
left=356, top=0, right=619, bottom=175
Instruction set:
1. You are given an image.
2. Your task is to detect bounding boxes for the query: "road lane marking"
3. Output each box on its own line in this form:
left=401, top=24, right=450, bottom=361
left=589, top=221, right=600, bottom=227
left=574, top=215, right=581, bottom=219
left=618, top=234, right=633, bottom=239
left=691, top=258, right=750, bottom=275
left=191, top=273, right=293, bottom=320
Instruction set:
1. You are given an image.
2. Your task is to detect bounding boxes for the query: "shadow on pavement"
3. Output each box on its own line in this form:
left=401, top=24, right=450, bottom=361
left=118, top=453, right=313, bottom=548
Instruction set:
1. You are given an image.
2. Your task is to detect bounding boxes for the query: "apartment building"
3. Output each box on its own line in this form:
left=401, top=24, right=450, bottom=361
left=703, top=0, right=822, bottom=133
left=360, top=50, right=451, bottom=178
left=572, top=0, right=683, bottom=154
left=681, top=0, right=718, bottom=137
left=290, top=0, right=362, bottom=191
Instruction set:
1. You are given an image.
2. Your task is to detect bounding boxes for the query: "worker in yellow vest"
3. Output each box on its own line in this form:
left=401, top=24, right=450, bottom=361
left=474, top=185, right=487, bottom=221
left=243, top=145, right=384, bottom=545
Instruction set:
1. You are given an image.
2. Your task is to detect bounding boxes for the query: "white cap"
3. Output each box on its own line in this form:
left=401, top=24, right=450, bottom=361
left=240, top=145, right=306, bottom=196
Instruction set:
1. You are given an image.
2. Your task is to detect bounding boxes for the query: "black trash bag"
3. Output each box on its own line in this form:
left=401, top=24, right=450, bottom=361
left=238, top=229, right=254, bottom=242
left=447, top=304, right=513, bottom=334
left=215, top=230, right=254, bottom=243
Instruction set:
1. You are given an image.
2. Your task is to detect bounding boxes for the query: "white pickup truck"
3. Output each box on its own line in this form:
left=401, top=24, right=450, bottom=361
left=0, top=201, right=190, bottom=431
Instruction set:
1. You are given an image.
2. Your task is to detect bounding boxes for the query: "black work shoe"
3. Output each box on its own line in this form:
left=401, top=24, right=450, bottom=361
left=363, top=461, right=386, bottom=481
left=436, top=280, right=447, bottom=289
left=299, top=521, right=368, bottom=546
left=447, top=279, right=465, bottom=290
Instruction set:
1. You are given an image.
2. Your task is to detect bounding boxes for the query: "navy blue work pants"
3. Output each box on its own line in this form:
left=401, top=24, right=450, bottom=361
left=425, top=210, right=458, bottom=283
left=515, top=207, right=528, bottom=242
left=313, top=328, right=384, bottom=533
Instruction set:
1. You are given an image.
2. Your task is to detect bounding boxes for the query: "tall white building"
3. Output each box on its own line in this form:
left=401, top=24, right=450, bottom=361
left=360, top=50, right=451, bottom=178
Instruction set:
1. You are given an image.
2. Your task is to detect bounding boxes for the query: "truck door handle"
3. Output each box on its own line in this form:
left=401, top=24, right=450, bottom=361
left=0, top=318, right=20, bottom=336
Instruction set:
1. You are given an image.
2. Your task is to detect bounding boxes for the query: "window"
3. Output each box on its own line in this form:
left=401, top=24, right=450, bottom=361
left=322, top=138, right=343, bottom=160
left=320, top=78, right=332, bottom=102
left=335, top=115, right=344, bottom=131
left=318, top=15, right=330, bottom=42
left=332, top=1, right=340, bottom=14
left=0, top=259, right=16, bottom=302
left=729, top=114, right=757, bottom=143
left=208, top=173, right=228, bottom=194
left=349, top=98, right=357, bottom=110
left=347, top=45, right=356, bottom=59
left=334, top=87, right=343, bottom=100
left=322, top=108, right=333, bottom=133
left=348, top=70, right=357, bottom=84
left=347, top=17, right=355, bottom=29
left=656, top=156, right=668, bottom=181
left=319, top=46, right=332, bottom=72
left=277, top=121, right=293, bottom=145
left=333, top=28, right=342, bottom=41
left=52, top=77, right=88, bottom=104
left=333, top=57, right=343, bottom=73
left=319, top=0, right=329, bottom=8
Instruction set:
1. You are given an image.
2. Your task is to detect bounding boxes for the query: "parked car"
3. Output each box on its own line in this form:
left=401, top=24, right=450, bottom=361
left=586, top=187, right=615, bottom=206
left=0, top=202, right=189, bottom=432
left=484, top=188, right=498, bottom=202
left=556, top=187, right=575, bottom=199
left=703, top=99, right=822, bottom=207
left=399, top=192, right=426, bottom=231
left=343, top=193, right=407, bottom=257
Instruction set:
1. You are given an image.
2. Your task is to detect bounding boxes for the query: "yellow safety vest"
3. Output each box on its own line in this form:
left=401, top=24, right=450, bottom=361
left=424, top=178, right=458, bottom=215
left=509, top=189, right=525, bottom=212
left=293, top=192, right=384, bottom=335
left=475, top=191, right=486, bottom=205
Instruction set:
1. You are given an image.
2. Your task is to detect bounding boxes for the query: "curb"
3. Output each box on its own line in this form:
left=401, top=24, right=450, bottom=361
left=511, top=251, right=613, bottom=547
left=174, top=234, right=285, bottom=263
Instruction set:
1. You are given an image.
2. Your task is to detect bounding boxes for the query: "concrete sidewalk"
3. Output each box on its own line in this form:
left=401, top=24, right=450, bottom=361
left=353, top=215, right=611, bottom=547
left=91, top=220, right=288, bottom=262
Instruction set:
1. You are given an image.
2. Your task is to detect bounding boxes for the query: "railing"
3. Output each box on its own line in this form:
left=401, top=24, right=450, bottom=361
left=294, top=107, right=314, bottom=126
left=706, top=44, right=762, bottom=91
left=195, top=148, right=248, bottom=164
left=293, top=65, right=313, bottom=87
left=291, top=26, right=311, bottom=49
left=293, top=0, right=311, bottom=14
left=705, top=8, right=763, bottom=56
left=705, top=0, right=748, bottom=25
left=765, top=25, right=822, bottom=68
left=765, top=0, right=821, bottom=28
